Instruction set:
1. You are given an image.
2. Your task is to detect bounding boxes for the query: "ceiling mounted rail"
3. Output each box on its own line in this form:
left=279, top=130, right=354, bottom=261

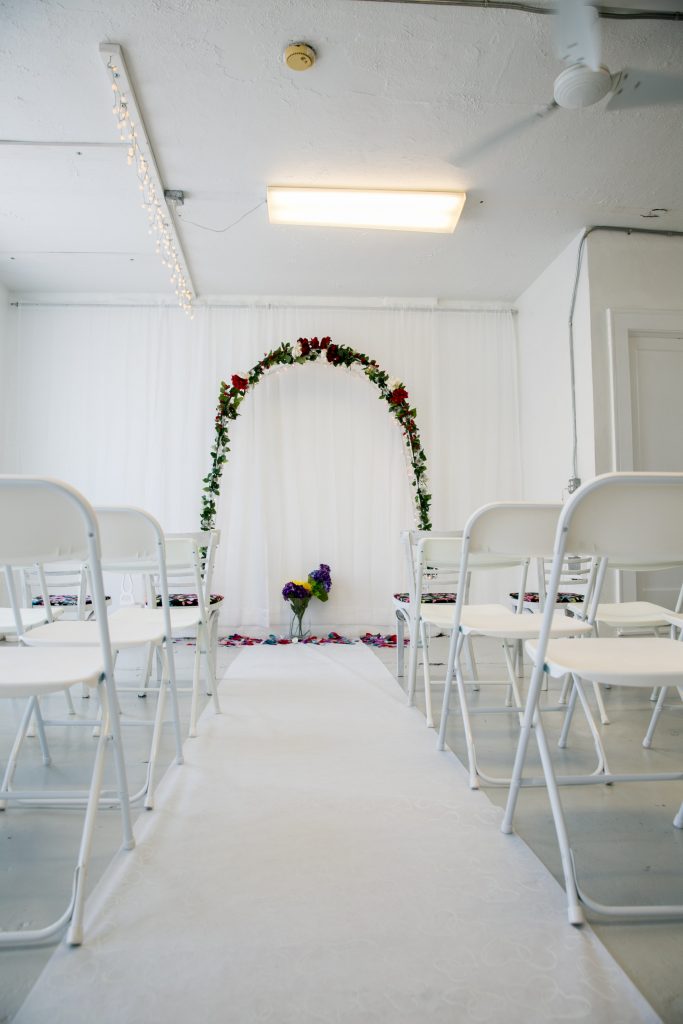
left=355, top=0, right=683, bottom=20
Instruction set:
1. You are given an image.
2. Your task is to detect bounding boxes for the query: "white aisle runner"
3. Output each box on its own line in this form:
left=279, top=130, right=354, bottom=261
left=16, top=645, right=658, bottom=1024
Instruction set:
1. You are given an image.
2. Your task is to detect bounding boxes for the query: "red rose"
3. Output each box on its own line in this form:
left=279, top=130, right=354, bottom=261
left=310, top=337, right=319, bottom=348
left=320, top=337, right=329, bottom=349
left=300, top=339, right=310, bottom=356
left=326, top=343, right=339, bottom=362
left=231, top=374, right=249, bottom=392
left=390, top=387, right=408, bottom=404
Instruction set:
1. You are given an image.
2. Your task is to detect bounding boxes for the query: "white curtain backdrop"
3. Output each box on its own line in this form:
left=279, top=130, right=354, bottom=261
left=1, top=302, right=521, bottom=628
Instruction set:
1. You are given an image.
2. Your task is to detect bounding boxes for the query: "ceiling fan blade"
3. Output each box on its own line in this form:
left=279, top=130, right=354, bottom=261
left=453, top=102, right=558, bottom=166
left=606, top=67, right=683, bottom=111
left=554, top=0, right=602, bottom=72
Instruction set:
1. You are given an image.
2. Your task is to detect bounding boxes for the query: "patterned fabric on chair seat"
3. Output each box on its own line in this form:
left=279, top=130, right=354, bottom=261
left=509, top=591, right=583, bottom=604
left=393, top=592, right=457, bottom=604
left=155, top=593, right=224, bottom=608
left=32, top=594, right=110, bottom=607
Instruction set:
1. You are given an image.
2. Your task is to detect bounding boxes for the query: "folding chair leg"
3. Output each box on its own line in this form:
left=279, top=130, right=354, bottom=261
left=396, top=615, right=405, bottom=678
left=572, top=678, right=609, bottom=774
left=66, top=709, right=110, bottom=945
left=558, top=674, right=572, bottom=705
left=558, top=682, right=578, bottom=748
left=502, top=641, right=523, bottom=723
left=437, top=630, right=463, bottom=751
left=138, top=642, right=155, bottom=698
left=454, top=662, right=479, bottom=789
left=0, top=698, right=35, bottom=809
left=592, top=682, right=609, bottom=725
left=464, top=636, right=479, bottom=690
left=501, top=662, right=545, bottom=834
left=406, top=616, right=420, bottom=707
left=189, top=642, right=202, bottom=738
left=64, top=687, right=76, bottom=716
left=31, top=698, right=52, bottom=765
left=533, top=711, right=585, bottom=926
left=101, top=680, right=134, bottom=852
left=144, top=665, right=169, bottom=811
left=643, top=686, right=668, bottom=749
left=203, top=627, right=221, bottom=716
left=420, top=620, right=434, bottom=728
left=164, top=643, right=184, bottom=765
left=674, top=801, right=683, bottom=830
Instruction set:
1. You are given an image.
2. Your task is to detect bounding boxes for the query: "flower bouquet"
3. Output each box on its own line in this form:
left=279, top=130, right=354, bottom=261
left=282, top=564, right=332, bottom=640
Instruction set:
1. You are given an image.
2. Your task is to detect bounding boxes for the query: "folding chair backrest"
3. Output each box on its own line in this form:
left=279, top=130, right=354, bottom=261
left=162, top=534, right=207, bottom=620
left=564, top=476, right=683, bottom=565
left=467, top=503, right=562, bottom=560
left=96, top=508, right=163, bottom=570
left=0, top=477, right=111, bottom=644
left=0, top=477, right=93, bottom=566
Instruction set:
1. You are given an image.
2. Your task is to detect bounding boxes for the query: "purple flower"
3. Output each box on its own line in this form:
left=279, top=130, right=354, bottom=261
left=282, top=581, right=311, bottom=601
left=309, top=564, right=331, bottom=592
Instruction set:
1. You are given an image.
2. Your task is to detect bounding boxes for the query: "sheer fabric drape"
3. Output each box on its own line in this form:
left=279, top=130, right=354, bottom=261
left=1, top=303, right=520, bottom=627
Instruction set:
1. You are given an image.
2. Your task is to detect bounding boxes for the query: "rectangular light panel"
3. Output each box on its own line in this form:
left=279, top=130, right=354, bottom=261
left=267, top=187, right=466, bottom=233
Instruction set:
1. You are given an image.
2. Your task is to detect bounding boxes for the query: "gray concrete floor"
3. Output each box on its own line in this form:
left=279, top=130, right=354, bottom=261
left=373, top=633, right=683, bottom=1024
left=1, top=635, right=682, bottom=1023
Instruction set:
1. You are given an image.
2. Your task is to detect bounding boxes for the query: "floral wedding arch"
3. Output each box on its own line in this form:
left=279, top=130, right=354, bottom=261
left=200, top=337, right=432, bottom=532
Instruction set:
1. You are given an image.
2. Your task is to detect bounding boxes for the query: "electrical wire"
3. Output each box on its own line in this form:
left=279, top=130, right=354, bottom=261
left=174, top=200, right=266, bottom=234
left=356, top=0, right=683, bottom=19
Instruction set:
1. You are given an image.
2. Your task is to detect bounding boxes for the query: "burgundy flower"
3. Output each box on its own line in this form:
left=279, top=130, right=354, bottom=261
left=300, top=339, right=311, bottom=356
left=231, top=374, right=249, bottom=392
left=320, top=337, right=329, bottom=349
left=310, top=337, right=320, bottom=349
left=389, top=387, right=408, bottom=405
left=326, top=343, right=339, bottom=363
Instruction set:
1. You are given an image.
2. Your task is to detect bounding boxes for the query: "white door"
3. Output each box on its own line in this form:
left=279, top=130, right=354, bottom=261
left=628, top=331, right=683, bottom=606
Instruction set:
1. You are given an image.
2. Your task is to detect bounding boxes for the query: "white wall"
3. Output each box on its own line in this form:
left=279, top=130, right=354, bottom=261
left=586, top=231, right=683, bottom=475
left=514, top=233, right=593, bottom=502
left=0, top=283, right=11, bottom=471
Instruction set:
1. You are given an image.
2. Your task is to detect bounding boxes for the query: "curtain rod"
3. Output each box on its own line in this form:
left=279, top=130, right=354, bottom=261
left=10, top=300, right=517, bottom=314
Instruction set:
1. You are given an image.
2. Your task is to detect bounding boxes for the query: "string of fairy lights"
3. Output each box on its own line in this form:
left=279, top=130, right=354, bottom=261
left=106, top=56, right=194, bottom=316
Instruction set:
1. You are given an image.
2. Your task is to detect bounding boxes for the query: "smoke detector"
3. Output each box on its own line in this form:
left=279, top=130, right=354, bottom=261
left=284, top=43, right=316, bottom=71
left=553, top=64, right=613, bottom=109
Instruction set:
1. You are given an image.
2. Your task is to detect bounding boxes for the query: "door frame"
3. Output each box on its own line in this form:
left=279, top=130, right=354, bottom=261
left=608, top=308, right=683, bottom=471
left=607, top=308, right=683, bottom=601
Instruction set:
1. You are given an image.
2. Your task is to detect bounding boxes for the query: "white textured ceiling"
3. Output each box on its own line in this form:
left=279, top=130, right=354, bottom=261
left=1, top=0, right=682, bottom=301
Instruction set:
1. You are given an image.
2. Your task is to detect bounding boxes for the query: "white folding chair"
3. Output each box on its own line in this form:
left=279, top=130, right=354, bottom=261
left=427, top=506, right=598, bottom=790
left=12, top=507, right=184, bottom=810
left=139, top=531, right=222, bottom=737
left=20, top=561, right=112, bottom=620
left=508, top=554, right=592, bottom=615
left=0, top=476, right=134, bottom=947
left=502, top=473, right=683, bottom=925
left=393, top=530, right=461, bottom=681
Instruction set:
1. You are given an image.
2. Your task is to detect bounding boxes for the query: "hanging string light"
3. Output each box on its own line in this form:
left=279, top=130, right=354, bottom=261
left=106, top=57, right=194, bottom=316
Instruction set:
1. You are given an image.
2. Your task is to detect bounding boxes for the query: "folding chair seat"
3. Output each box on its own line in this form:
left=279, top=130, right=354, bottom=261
left=13, top=507, right=185, bottom=810
left=0, top=604, right=65, bottom=638
left=501, top=472, right=683, bottom=925
left=0, top=476, right=134, bottom=947
left=426, top=506, right=597, bottom=790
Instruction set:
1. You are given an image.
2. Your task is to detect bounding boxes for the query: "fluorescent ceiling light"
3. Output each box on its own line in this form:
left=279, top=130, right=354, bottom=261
left=267, top=187, right=466, bottom=233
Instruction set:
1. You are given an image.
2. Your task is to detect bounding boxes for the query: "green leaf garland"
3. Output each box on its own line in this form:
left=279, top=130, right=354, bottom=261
left=201, top=337, right=432, bottom=532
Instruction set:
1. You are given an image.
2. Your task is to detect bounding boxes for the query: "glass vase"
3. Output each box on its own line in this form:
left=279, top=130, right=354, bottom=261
left=288, top=597, right=311, bottom=641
